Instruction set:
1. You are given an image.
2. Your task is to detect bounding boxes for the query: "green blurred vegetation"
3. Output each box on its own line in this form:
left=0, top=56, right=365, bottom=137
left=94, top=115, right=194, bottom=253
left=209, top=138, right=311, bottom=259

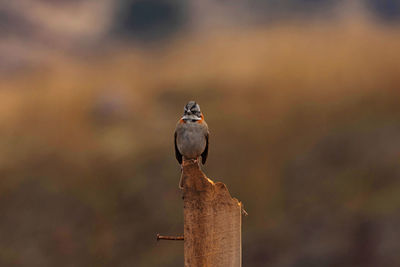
left=1, top=21, right=400, bottom=266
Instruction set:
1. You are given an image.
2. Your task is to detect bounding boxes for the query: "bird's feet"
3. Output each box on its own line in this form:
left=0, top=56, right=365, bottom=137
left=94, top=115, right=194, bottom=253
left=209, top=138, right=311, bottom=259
left=182, top=158, right=199, bottom=165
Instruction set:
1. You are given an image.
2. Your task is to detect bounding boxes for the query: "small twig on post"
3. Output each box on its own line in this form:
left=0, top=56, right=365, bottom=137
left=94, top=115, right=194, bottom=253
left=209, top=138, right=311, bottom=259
left=156, top=234, right=184, bottom=241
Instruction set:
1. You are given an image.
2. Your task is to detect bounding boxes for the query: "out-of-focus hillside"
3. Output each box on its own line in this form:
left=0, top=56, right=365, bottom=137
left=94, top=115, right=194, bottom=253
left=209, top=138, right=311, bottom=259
left=1, top=20, right=400, bottom=266
left=1, top=0, right=399, bottom=72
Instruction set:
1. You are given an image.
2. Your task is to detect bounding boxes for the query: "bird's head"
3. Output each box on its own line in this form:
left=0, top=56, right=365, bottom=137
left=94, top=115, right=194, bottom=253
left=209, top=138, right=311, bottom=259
left=182, top=101, right=202, bottom=122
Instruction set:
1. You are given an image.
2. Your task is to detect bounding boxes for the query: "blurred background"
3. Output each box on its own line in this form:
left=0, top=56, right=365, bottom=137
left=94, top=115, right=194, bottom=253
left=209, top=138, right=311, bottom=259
left=1, top=0, right=400, bottom=266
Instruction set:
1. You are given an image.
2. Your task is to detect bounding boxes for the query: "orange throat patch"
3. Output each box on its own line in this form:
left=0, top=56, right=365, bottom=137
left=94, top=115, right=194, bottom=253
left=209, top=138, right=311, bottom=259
left=197, top=114, right=204, bottom=123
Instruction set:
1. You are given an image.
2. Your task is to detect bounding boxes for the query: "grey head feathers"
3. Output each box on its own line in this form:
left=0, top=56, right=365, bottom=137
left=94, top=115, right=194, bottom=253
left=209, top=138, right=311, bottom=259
left=183, top=101, right=202, bottom=121
left=184, top=101, right=201, bottom=116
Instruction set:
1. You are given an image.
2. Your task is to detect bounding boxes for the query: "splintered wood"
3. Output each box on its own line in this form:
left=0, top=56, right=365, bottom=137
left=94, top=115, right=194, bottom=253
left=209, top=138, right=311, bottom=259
left=182, top=160, right=242, bottom=267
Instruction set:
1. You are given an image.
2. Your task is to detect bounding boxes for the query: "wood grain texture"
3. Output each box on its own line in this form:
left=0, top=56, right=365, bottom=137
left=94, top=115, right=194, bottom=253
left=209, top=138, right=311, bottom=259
left=182, top=160, right=242, bottom=267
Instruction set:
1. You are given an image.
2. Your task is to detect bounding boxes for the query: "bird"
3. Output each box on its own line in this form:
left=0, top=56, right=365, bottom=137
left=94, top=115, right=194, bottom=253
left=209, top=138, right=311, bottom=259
left=174, top=101, right=209, bottom=188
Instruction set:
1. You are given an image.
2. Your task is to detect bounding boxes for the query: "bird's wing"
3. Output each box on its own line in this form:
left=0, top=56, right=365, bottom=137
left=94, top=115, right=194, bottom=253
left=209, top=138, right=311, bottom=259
left=174, top=131, right=182, bottom=164
left=201, top=132, right=209, bottom=165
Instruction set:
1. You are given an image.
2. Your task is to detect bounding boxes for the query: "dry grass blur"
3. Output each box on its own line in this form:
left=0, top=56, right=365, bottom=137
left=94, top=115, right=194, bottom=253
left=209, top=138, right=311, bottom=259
left=1, top=19, right=400, bottom=266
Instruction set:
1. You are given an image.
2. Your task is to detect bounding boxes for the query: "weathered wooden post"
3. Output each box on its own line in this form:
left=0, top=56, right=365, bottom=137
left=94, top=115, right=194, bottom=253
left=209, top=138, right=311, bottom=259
left=157, top=159, right=244, bottom=266
left=182, top=159, right=243, bottom=267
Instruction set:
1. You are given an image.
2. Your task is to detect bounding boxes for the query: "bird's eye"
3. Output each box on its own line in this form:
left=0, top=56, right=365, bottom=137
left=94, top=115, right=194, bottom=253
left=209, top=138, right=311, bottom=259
left=191, top=119, right=197, bottom=122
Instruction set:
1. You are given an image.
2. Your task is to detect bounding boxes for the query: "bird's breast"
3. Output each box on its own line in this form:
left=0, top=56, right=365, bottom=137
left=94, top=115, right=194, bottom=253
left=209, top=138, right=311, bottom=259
left=176, top=123, right=207, bottom=159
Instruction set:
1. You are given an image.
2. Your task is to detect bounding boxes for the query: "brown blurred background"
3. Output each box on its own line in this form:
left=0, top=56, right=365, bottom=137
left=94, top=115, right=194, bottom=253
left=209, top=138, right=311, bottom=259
left=1, top=1, right=400, bottom=266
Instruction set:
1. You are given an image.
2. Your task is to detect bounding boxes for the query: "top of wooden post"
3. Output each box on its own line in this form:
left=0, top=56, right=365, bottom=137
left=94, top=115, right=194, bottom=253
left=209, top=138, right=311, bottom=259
left=181, top=159, right=242, bottom=206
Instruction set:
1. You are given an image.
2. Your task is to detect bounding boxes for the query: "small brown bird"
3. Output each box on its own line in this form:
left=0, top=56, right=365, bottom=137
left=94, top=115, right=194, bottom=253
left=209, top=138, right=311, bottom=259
left=174, top=101, right=209, bottom=188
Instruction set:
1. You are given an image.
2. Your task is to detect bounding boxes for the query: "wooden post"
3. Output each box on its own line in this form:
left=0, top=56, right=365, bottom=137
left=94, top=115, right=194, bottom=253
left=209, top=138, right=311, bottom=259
left=182, top=160, right=243, bottom=267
